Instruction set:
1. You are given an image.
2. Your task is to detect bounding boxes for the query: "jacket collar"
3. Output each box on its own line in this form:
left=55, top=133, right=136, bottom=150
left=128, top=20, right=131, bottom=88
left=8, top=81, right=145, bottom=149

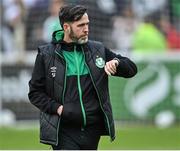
left=54, top=41, right=88, bottom=54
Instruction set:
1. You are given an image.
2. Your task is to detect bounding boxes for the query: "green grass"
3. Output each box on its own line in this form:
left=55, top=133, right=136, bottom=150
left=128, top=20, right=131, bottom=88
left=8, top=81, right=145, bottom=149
left=0, top=127, right=48, bottom=150
left=0, top=125, right=180, bottom=150
left=99, top=125, right=180, bottom=150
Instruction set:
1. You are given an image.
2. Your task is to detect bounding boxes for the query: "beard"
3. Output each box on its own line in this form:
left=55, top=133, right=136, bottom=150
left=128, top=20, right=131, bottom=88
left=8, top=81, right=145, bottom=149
left=68, top=27, right=88, bottom=44
left=77, top=36, right=88, bottom=44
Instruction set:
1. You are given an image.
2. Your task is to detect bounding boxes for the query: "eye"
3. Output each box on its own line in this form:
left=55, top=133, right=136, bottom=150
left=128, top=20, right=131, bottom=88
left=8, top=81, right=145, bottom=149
left=78, top=22, right=89, bottom=27
left=78, top=24, right=85, bottom=27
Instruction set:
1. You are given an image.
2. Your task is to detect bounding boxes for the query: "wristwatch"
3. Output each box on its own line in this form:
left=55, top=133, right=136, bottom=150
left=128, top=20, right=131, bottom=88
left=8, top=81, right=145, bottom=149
left=113, top=57, right=120, bottom=67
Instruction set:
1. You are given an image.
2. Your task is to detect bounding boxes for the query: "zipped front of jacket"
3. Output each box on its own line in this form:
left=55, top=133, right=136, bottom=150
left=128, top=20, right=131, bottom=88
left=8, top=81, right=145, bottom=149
left=56, top=46, right=87, bottom=130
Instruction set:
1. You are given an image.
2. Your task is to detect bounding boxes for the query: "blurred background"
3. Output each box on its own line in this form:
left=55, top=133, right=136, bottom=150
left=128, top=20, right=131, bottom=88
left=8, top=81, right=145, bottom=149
left=0, top=0, right=180, bottom=149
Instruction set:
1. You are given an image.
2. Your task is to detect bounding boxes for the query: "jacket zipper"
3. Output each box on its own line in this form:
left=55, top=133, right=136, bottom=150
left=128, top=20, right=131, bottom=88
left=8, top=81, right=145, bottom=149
left=82, top=47, right=112, bottom=140
left=55, top=50, right=67, bottom=145
left=74, top=46, right=87, bottom=129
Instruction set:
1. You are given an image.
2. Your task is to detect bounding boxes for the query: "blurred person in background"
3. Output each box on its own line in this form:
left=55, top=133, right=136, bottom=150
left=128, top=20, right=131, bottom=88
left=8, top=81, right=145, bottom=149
left=132, top=0, right=167, bottom=19
left=132, top=12, right=167, bottom=54
left=111, top=0, right=169, bottom=53
left=159, top=15, right=180, bottom=50
left=111, top=2, right=139, bottom=52
left=42, top=0, right=64, bottom=42
left=28, top=5, right=137, bottom=150
left=25, top=0, right=49, bottom=50
left=1, top=0, right=25, bottom=62
left=22, top=0, right=38, bottom=10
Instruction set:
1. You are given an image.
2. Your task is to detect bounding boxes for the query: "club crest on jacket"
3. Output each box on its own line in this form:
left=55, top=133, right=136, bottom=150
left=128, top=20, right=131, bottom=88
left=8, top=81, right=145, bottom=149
left=95, top=56, right=105, bottom=68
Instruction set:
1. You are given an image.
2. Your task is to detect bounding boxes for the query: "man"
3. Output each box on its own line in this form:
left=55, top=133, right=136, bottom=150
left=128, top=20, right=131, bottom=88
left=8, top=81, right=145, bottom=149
left=28, top=5, right=137, bottom=150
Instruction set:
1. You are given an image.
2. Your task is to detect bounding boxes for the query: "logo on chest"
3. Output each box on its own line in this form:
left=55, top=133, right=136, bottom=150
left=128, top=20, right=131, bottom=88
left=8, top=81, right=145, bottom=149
left=95, top=56, right=105, bottom=68
left=50, top=66, right=57, bottom=77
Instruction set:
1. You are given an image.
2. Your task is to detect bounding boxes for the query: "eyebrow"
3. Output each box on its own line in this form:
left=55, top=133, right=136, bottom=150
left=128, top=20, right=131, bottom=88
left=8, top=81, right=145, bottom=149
left=77, top=21, right=89, bottom=27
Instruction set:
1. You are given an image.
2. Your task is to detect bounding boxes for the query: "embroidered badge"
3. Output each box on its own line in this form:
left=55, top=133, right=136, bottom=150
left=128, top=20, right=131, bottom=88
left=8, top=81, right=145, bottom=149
left=95, top=57, right=105, bottom=68
left=50, top=66, right=57, bottom=77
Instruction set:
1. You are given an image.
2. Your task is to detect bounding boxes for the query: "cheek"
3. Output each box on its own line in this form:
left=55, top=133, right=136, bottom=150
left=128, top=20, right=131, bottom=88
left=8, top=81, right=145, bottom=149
left=76, top=27, right=83, bottom=33
left=75, top=29, right=83, bottom=37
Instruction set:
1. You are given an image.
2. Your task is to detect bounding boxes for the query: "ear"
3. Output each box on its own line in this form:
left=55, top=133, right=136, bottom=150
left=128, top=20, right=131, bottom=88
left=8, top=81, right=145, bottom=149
left=63, top=23, right=70, bottom=31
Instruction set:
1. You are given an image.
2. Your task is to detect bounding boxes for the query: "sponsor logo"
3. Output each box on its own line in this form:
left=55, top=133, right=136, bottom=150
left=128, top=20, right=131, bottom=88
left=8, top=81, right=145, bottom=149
left=50, top=66, right=57, bottom=77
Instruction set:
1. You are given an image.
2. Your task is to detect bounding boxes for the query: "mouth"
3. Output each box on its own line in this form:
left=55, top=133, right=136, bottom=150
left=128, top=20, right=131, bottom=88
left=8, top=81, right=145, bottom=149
left=82, top=35, right=88, bottom=38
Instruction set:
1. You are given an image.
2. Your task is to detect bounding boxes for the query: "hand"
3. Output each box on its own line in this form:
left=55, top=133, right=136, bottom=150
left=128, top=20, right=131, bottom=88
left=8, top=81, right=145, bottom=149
left=57, top=105, right=63, bottom=116
left=104, top=59, right=119, bottom=76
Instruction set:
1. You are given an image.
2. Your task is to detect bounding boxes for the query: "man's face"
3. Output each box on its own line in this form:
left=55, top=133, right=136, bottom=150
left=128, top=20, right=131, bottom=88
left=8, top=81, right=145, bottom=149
left=67, top=13, right=89, bottom=44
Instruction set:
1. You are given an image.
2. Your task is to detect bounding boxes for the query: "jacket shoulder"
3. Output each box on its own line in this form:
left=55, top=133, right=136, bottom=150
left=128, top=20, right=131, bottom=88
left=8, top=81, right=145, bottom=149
left=88, top=40, right=104, bottom=49
left=38, top=43, right=56, bottom=56
left=87, top=40, right=106, bottom=55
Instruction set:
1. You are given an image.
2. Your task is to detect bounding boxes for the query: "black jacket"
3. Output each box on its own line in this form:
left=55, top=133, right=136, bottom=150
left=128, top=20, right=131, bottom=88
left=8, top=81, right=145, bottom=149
left=28, top=40, right=137, bottom=145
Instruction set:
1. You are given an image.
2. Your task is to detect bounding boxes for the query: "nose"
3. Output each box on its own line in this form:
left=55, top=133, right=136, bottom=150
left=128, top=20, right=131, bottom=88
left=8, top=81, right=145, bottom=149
left=84, top=24, right=89, bottom=33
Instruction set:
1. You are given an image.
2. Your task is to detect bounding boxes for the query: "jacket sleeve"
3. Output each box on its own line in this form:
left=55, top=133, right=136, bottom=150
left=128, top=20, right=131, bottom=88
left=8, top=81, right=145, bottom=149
left=28, top=49, right=61, bottom=114
left=105, top=47, right=138, bottom=78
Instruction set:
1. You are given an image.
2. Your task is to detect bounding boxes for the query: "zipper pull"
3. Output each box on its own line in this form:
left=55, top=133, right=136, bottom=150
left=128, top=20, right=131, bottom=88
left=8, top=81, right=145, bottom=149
left=81, top=127, right=85, bottom=131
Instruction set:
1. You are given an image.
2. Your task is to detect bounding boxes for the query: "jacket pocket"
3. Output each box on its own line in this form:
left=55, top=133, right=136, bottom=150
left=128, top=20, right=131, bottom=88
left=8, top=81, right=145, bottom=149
left=40, top=112, right=59, bottom=144
left=61, top=101, right=82, bottom=126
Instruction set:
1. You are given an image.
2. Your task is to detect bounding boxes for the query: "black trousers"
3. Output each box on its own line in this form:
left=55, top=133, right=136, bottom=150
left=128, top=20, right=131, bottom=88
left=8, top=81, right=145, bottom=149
left=52, top=125, right=101, bottom=150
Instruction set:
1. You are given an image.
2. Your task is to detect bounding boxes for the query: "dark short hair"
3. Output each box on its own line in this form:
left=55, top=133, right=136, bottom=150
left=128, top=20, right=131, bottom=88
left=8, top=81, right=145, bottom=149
left=59, top=5, right=87, bottom=28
